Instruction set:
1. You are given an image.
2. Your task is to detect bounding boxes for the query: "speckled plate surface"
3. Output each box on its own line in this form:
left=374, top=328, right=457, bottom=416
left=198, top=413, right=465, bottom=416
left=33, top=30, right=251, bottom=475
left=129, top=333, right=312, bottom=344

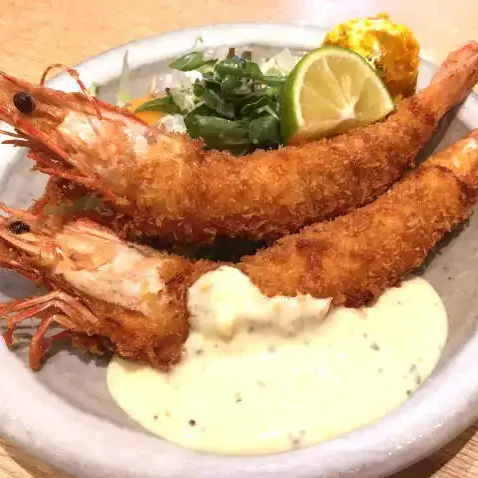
left=0, top=22, right=478, bottom=478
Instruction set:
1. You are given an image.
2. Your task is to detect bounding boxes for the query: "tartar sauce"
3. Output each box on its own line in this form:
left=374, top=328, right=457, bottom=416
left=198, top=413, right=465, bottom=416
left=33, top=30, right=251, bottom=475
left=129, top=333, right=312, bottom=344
left=107, top=266, right=448, bottom=455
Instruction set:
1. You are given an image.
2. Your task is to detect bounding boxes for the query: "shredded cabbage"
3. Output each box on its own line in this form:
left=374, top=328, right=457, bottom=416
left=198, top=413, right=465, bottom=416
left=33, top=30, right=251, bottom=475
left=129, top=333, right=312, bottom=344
left=88, top=82, right=99, bottom=97
left=116, top=51, right=131, bottom=107
left=260, top=48, right=301, bottom=76
left=158, top=114, right=188, bottom=134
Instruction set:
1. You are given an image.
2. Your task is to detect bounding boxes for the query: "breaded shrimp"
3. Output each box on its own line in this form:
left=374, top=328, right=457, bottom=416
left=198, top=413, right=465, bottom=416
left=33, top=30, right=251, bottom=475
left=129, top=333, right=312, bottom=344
left=240, top=131, right=478, bottom=306
left=1, top=130, right=477, bottom=370
left=0, top=43, right=478, bottom=244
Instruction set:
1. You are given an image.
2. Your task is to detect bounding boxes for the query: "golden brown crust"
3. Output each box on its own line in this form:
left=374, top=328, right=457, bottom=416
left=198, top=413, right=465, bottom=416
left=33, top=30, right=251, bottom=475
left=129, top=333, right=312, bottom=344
left=1, top=161, right=473, bottom=369
left=241, top=163, right=473, bottom=307
left=6, top=128, right=478, bottom=370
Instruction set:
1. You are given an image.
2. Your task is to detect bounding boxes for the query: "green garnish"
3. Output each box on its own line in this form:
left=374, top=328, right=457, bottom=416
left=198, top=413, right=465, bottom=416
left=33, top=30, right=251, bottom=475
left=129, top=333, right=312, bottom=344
left=136, top=49, right=288, bottom=155
left=201, top=89, right=235, bottom=119
left=185, top=115, right=250, bottom=156
left=249, top=116, right=280, bottom=145
left=169, top=52, right=211, bottom=72
left=135, top=94, right=180, bottom=115
left=214, top=57, right=262, bottom=79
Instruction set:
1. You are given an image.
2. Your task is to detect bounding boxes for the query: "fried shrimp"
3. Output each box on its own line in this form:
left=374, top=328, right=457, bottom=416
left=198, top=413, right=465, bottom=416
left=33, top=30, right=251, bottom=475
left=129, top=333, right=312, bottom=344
left=0, top=213, right=212, bottom=370
left=1, top=129, right=478, bottom=370
left=240, top=131, right=478, bottom=306
left=1, top=43, right=478, bottom=244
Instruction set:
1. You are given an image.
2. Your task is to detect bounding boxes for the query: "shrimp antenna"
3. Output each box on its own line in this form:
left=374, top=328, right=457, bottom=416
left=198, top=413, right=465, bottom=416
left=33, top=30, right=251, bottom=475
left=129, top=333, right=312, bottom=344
left=39, top=64, right=103, bottom=121
left=0, top=202, right=37, bottom=221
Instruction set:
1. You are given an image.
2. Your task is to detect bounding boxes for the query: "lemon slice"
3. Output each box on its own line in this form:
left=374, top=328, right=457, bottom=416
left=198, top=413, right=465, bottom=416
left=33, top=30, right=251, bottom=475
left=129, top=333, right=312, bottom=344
left=280, top=46, right=395, bottom=144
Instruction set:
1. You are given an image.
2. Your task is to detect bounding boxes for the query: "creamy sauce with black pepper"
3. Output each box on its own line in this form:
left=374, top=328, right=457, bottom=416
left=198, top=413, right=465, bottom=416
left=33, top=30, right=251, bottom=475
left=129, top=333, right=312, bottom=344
left=107, top=267, right=448, bottom=455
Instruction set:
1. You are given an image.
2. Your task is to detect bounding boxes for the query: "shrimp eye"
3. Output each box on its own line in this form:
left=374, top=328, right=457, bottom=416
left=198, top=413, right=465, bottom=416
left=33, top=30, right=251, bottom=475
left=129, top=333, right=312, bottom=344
left=13, top=92, right=36, bottom=114
left=8, top=220, right=31, bottom=234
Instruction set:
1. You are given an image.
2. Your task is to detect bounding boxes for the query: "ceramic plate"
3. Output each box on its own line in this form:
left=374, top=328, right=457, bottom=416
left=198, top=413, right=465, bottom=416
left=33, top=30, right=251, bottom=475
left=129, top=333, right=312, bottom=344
left=0, top=22, right=478, bottom=478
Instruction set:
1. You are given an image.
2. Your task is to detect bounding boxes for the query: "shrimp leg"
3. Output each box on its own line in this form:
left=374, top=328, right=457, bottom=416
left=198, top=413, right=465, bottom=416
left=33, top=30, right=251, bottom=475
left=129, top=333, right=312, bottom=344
left=29, top=318, right=71, bottom=371
left=0, top=291, right=100, bottom=369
